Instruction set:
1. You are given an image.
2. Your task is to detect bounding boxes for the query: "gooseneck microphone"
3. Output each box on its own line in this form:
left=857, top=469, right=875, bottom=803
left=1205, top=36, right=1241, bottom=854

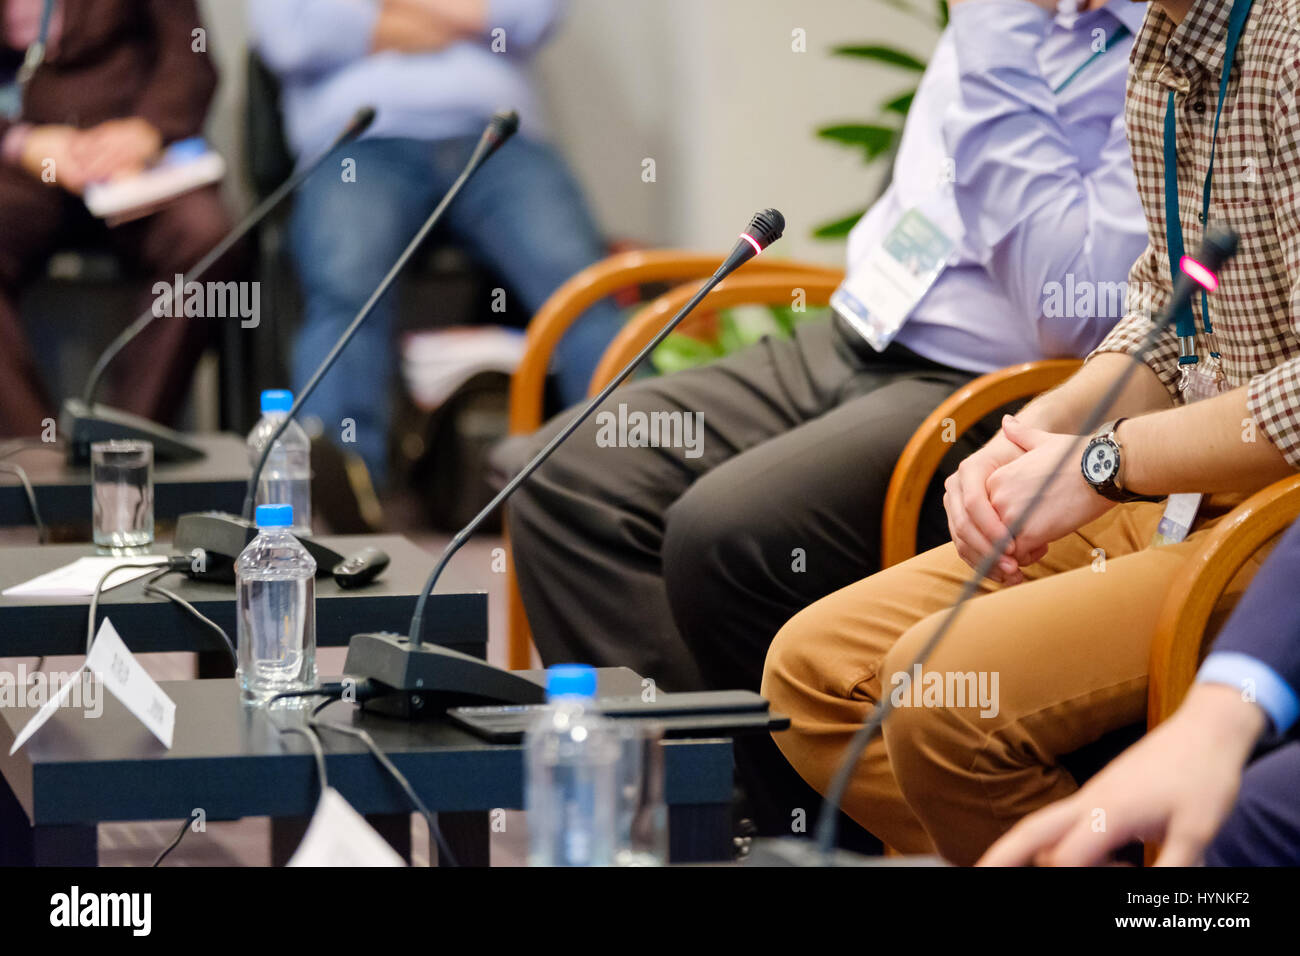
left=340, top=209, right=784, bottom=717
left=241, top=109, right=520, bottom=523
left=408, top=207, right=785, bottom=646
left=807, top=228, right=1239, bottom=862
left=62, top=106, right=378, bottom=463
left=172, top=110, right=520, bottom=579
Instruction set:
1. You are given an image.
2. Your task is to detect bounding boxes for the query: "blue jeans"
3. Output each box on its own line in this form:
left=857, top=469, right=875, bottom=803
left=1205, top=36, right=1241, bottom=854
left=288, top=135, right=623, bottom=483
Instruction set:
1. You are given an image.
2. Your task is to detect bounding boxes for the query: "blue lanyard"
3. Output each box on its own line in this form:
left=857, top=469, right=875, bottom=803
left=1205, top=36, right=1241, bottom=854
left=16, top=0, right=56, bottom=86
left=1163, top=0, right=1253, bottom=363
left=1053, top=24, right=1132, bottom=95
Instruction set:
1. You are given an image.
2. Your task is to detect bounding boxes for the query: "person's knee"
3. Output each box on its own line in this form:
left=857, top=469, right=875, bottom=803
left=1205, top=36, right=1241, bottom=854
left=502, top=424, right=603, bottom=544
left=761, top=604, right=832, bottom=720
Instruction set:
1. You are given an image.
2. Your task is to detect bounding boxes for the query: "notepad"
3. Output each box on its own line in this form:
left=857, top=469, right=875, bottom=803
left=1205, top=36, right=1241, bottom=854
left=2, top=557, right=162, bottom=598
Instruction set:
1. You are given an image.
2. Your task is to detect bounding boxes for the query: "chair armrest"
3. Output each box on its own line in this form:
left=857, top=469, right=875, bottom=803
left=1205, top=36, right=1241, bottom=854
left=880, top=359, right=1082, bottom=568
left=508, top=251, right=839, bottom=433
left=587, top=271, right=844, bottom=394
left=1147, top=473, right=1300, bottom=728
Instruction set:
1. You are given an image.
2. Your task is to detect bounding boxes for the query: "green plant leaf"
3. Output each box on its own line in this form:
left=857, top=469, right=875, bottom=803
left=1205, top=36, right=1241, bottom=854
left=815, top=123, right=898, bottom=161
left=830, top=45, right=927, bottom=72
left=812, top=209, right=869, bottom=240
left=882, top=90, right=915, bottom=115
left=651, top=333, right=723, bottom=375
left=936, top=1, right=950, bottom=29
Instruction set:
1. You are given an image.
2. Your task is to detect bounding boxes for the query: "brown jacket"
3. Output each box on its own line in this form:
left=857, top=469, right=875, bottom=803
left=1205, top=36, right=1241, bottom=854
left=0, top=0, right=216, bottom=144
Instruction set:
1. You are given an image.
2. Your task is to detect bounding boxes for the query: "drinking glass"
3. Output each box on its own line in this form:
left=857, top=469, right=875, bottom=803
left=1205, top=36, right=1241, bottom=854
left=91, top=440, right=154, bottom=553
left=614, top=721, right=668, bottom=866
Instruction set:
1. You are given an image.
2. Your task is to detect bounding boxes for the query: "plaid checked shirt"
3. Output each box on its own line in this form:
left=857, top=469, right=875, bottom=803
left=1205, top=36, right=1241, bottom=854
left=1089, top=0, right=1300, bottom=466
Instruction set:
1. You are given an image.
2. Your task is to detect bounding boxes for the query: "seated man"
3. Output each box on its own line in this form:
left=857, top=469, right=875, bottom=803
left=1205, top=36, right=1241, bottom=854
left=0, top=0, right=233, bottom=436
left=250, top=0, right=624, bottom=485
left=504, top=0, right=1147, bottom=835
left=981, top=513, right=1300, bottom=867
left=764, top=0, right=1300, bottom=863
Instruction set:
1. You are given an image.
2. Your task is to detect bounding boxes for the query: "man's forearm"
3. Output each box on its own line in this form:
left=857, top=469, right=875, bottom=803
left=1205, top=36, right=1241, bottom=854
left=1016, top=352, right=1174, bottom=434
left=1119, top=387, right=1294, bottom=495
left=414, top=0, right=488, bottom=34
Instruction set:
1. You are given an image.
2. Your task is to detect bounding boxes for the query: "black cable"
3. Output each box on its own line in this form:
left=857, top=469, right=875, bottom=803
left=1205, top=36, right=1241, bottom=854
left=140, top=568, right=237, bottom=666
left=152, top=816, right=192, bottom=867
left=86, top=559, right=173, bottom=655
left=279, top=722, right=329, bottom=793
left=813, top=281, right=1229, bottom=858
left=268, top=682, right=357, bottom=706
left=310, top=704, right=460, bottom=867
left=0, top=462, right=46, bottom=543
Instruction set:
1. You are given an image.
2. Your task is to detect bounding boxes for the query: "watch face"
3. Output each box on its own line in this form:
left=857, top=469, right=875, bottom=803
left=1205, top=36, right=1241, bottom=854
left=1083, top=440, right=1119, bottom=485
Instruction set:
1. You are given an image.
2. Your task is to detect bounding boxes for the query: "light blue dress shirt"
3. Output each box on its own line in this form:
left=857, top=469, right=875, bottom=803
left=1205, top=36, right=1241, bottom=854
left=1198, top=652, right=1299, bottom=735
left=247, top=0, right=560, bottom=161
left=847, top=0, right=1150, bottom=373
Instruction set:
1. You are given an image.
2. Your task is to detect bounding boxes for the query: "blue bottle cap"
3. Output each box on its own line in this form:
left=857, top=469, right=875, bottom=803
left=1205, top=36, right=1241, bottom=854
left=255, top=504, right=294, bottom=528
left=164, top=137, right=209, bottom=163
left=260, top=389, right=293, bottom=413
left=545, top=664, right=597, bottom=700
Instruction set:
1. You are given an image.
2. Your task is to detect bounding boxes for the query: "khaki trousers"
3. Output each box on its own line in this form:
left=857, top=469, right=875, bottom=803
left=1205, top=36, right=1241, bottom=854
left=761, top=495, right=1263, bottom=864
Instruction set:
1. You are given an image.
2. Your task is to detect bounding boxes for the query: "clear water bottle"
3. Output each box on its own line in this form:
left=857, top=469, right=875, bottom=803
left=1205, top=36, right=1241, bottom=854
left=236, top=504, right=317, bottom=707
left=247, top=389, right=312, bottom=536
left=525, top=664, right=620, bottom=866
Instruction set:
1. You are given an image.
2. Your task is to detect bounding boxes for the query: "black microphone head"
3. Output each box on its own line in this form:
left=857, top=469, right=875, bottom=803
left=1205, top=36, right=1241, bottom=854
left=1179, top=227, right=1239, bottom=293
left=473, top=110, right=519, bottom=165
left=490, top=109, right=520, bottom=140
left=743, top=208, right=785, bottom=251
left=1198, top=227, right=1239, bottom=271
left=340, top=105, right=378, bottom=144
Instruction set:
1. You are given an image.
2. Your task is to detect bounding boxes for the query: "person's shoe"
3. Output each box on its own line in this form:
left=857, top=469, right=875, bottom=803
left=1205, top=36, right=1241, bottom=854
left=310, top=436, right=384, bottom=534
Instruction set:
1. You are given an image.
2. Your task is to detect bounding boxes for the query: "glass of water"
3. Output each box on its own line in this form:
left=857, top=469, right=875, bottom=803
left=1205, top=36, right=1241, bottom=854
left=91, top=440, right=154, bottom=553
left=614, top=721, right=668, bottom=866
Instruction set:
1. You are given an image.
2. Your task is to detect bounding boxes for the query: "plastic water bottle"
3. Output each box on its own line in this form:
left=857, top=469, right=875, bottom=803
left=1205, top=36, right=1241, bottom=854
left=247, top=389, right=312, bottom=536
left=525, top=664, right=620, bottom=866
left=236, top=504, right=317, bottom=707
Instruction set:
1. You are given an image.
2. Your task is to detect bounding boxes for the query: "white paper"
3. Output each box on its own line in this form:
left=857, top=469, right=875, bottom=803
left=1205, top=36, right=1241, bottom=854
left=287, top=787, right=407, bottom=867
left=8, top=669, right=84, bottom=755
left=85, top=619, right=176, bottom=748
left=2, top=557, right=161, bottom=598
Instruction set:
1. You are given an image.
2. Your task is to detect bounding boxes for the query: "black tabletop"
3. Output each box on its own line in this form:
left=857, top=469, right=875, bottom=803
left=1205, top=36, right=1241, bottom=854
left=0, top=535, right=486, bottom=657
left=0, top=672, right=733, bottom=826
left=0, top=434, right=248, bottom=527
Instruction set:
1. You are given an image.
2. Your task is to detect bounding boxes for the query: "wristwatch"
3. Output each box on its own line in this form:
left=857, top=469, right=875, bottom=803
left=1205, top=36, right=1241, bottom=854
left=1080, top=419, right=1162, bottom=503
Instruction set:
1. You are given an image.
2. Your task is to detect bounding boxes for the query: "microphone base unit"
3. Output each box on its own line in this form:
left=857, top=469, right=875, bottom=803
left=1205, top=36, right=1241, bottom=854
left=344, top=631, right=546, bottom=718
left=60, top=398, right=207, bottom=464
left=173, top=511, right=345, bottom=582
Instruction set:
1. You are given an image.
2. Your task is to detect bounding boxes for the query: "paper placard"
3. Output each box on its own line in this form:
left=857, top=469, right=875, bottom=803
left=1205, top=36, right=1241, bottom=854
left=2, top=557, right=160, bottom=598
left=86, top=618, right=176, bottom=748
left=8, top=672, right=84, bottom=756
left=288, top=787, right=407, bottom=867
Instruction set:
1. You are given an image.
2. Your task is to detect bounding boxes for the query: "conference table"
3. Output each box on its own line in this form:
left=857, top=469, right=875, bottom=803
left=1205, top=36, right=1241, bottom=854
left=0, top=433, right=248, bottom=527
left=0, top=534, right=484, bottom=660
left=0, top=668, right=743, bottom=867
